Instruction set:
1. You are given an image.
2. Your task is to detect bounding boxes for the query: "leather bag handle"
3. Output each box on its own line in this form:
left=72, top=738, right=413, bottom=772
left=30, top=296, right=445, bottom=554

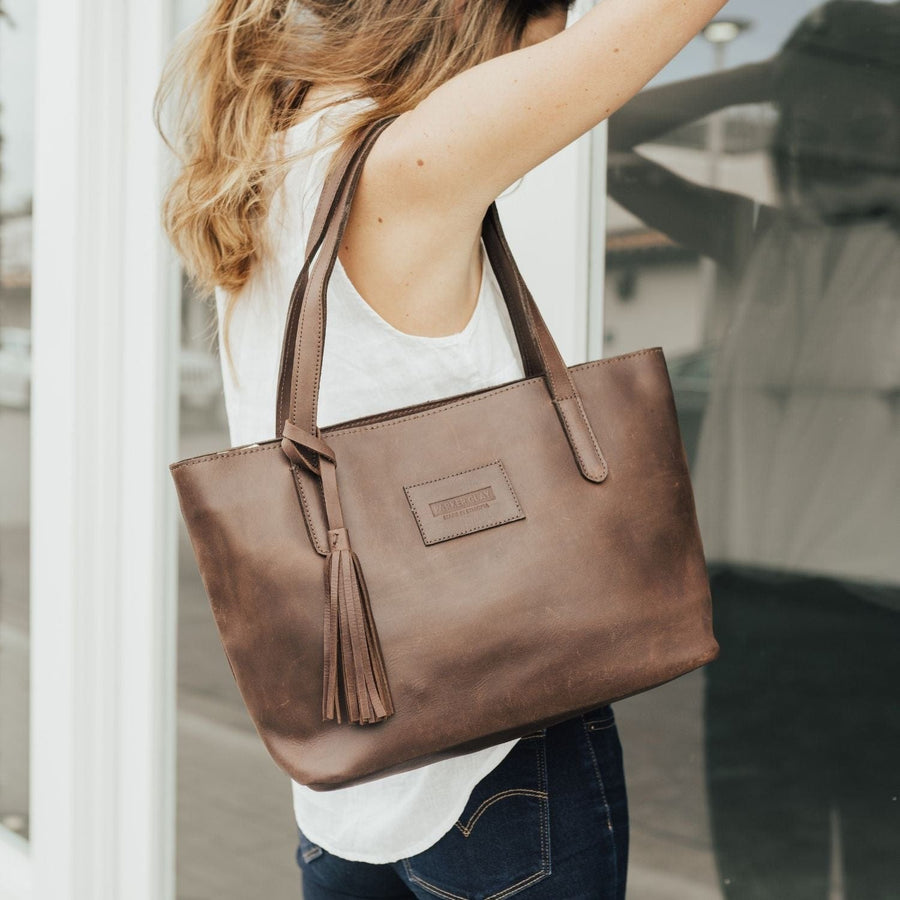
left=275, top=119, right=394, bottom=439
left=277, top=117, right=608, bottom=483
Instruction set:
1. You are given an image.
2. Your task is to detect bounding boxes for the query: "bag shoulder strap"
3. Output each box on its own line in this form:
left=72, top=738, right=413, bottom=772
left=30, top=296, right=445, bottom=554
left=277, top=118, right=608, bottom=484
left=274, top=120, right=392, bottom=438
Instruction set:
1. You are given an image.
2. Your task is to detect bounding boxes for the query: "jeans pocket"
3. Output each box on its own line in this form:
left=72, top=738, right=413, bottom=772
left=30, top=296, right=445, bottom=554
left=402, top=734, right=551, bottom=900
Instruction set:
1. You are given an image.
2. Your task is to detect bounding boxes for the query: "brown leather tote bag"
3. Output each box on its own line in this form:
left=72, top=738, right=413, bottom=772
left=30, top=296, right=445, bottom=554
left=170, top=118, right=719, bottom=791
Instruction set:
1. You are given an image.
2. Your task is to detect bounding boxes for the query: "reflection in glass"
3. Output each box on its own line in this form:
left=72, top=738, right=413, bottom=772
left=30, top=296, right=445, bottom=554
left=0, top=0, right=34, bottom=843
left=607, top=1, right=900, bottom=896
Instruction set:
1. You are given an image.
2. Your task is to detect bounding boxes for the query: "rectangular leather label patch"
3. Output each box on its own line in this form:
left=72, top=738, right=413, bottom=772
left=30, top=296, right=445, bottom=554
left=404, top=460, right=524, bottom=546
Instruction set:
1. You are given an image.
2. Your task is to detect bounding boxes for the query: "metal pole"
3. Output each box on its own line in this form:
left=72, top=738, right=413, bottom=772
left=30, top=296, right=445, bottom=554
left=707, top=41, right=727, bottom=187
left=699, top=40, right=729, bottom=343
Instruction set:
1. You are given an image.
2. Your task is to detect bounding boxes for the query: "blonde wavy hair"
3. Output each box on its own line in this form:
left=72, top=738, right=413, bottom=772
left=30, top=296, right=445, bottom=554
left=154, top=0, right=572, bottom=376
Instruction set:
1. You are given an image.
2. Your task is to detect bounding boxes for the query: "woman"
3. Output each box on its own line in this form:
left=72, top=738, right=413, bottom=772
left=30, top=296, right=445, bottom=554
left=156, top=1, right=728, bottom=897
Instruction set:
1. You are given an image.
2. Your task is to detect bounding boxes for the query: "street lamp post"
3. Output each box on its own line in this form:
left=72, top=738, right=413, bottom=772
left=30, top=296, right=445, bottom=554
left=698, top=17, right=753, bottom=344
left=702, top=19, right=753, bottom=186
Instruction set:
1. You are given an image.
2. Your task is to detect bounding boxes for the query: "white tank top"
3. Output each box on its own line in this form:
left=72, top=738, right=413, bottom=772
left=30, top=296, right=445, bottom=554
left=213, top=98, right=525, bottom=862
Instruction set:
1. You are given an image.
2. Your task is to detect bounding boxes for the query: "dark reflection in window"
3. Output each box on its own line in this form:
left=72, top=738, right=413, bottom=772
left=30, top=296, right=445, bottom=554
left=607, top=1, right=900, bottom=896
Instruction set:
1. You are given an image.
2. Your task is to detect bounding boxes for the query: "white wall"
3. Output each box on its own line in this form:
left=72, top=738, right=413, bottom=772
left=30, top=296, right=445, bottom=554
left=497, top=138, right=594, bottom=367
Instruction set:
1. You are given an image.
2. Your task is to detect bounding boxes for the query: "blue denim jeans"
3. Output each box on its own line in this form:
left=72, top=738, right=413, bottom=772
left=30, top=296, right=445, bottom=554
left=295, top=705, right=629, bottom=899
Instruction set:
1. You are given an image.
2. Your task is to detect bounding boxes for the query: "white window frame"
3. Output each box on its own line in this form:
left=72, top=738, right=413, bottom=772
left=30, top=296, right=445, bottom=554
left=1, top=0, right=178, bottom=898
left=0, top=0, right=607, bottom=896
left=498, top=0, right=606, bottom=367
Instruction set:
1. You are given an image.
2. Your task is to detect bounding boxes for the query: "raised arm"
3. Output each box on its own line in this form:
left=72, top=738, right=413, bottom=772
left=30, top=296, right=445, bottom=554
left=607, top=59, right=775, bottom=151
left=607, top=150, right=776, bottom=272
left=369, top=0, right=732, bottom=218
left=605, top=58, right=779, bottom=272
left=339, top=1, right=731, bottom=338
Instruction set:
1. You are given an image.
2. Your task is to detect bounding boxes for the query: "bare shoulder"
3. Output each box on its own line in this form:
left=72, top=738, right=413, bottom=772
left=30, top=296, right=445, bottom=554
left=337, top=121, right=487, bottom=339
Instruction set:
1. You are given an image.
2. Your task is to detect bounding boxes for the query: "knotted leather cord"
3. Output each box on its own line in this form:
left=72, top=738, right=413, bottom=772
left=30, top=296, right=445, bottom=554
left=280, top=420, right=335, bottom=475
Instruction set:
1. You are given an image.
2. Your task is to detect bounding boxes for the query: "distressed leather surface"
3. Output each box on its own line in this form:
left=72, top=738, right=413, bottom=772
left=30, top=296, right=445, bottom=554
left=169, top=119, right=719, bottom=790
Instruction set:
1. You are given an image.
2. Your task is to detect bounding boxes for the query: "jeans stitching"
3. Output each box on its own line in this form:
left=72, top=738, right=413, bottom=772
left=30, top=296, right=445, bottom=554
left=403, top=864, right=551, bottom=900
left=402, top=735, right=552, bottom=900
left=490, top=870, right=552, bottom=900
left=580, top=716, right=617, bottom=889
left=586, top=721, right=615, bottom=732
left=536, top=733, right=551, bottom=881
left=454, top=789, right=548, bottom=837
left=583, top=708, right=615, bottom=729
left=400, top=864, right=467, bottom=900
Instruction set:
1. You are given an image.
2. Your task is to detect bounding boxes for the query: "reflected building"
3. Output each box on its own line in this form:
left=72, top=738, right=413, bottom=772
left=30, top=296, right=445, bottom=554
left=606, top=1, right=900, bottom=897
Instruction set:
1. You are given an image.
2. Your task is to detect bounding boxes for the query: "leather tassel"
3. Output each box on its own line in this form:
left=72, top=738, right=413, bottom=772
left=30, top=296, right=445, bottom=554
left=322, top=527, right=394, bottom=725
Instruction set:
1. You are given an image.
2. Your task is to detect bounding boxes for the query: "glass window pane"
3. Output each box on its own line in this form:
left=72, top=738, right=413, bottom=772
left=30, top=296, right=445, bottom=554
left=602, top=1, right=900, bottom=896
left=0, top=0, right=35, bottom=844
